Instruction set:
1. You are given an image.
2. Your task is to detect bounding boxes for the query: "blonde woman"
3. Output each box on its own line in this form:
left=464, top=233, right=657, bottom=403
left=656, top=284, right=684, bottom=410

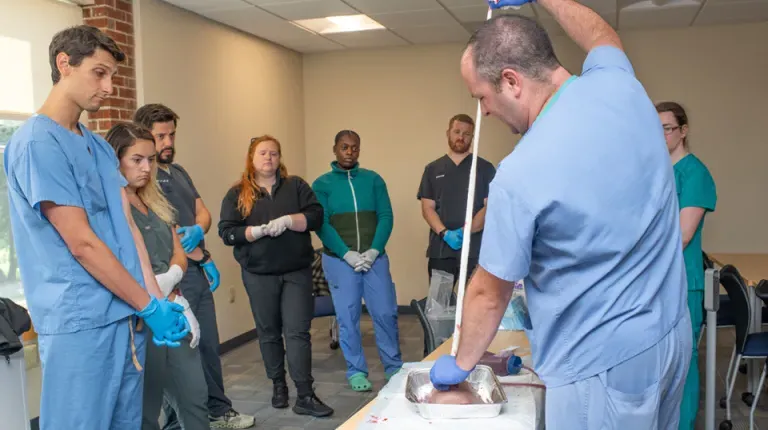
left=105, top=123, right=209, bottom=430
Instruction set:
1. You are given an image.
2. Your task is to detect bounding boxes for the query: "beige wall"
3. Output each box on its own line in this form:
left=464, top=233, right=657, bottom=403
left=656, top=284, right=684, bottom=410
left=137, top=0, right=305, bottom=342
left=304, top=22, right=768, bottom=306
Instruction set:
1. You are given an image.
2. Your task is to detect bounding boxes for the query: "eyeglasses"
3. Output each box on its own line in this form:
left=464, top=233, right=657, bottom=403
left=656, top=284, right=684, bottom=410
left=662, top=125, right=681, bottom=135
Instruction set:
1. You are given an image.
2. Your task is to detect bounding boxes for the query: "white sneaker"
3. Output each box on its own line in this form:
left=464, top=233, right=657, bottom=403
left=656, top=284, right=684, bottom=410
left=208, top=409, right=255, bottom=429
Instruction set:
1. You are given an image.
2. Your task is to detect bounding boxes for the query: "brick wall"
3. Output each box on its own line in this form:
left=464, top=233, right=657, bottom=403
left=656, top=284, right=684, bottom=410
left=82, top=0, right=137, bottom=135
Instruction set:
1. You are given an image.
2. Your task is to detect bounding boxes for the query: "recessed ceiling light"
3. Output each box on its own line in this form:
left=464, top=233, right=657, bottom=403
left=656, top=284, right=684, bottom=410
left=292, top=14, right=385, bottom=34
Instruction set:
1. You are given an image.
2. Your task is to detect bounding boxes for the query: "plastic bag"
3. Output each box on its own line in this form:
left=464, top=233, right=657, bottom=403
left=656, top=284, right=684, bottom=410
left=426, top=269, right=456, bottom=344
left=498, top=281, right=531, bottom=331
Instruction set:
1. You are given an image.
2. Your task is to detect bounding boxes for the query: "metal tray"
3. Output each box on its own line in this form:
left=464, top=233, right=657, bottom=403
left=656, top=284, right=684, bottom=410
left=405, top=365, right=508, bottom=420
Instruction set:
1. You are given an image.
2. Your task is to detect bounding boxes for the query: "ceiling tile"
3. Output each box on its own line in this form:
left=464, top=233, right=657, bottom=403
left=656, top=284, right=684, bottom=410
left=369, top=8, right=458, bottom=28
left=579, top=0, right=618, bottom=14
left=271, top=36, right=345, bottom=53
left=256, top=0, right=358, bottom=20
left=165, top=0, right=250, bottom=13
left=342, top=0, right=444, bottom=14
left=395, top=21, right=471, bottom=44
left=206, top=7, right=317, bottom=40
left=693, top=0, right=768, bottom=26
left=619, top=0, right=702, bottom=30
left=324, top=29, right=410, bottom=48
left=438, top=0, right=488, bottom=7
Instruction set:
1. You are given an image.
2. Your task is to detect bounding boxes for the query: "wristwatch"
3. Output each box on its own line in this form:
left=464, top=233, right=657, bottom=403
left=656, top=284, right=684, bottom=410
left=197, top=249, right=211, bottom=265
left=438, top=228, right=447, bottom=238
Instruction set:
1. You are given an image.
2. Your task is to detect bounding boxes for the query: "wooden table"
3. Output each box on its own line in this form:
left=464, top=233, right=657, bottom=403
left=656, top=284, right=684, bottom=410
left=338, top=330, right=529, bottom=429
left=709, top=253, right=768, bottom=286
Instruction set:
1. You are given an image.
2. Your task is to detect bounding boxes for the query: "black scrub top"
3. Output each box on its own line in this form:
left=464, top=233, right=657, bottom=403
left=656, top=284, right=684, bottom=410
left=417, top=154, right=496, bottom=260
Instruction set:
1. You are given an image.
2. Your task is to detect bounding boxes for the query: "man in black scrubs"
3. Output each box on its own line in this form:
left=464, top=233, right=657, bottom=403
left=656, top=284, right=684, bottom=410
left=417, top=114, right=496, bottom=286
left=134, top=104, right=255, bottom=429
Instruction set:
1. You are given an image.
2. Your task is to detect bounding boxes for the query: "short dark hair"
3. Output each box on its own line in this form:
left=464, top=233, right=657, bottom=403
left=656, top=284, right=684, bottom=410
left=334, top=130, right=360, bottom=146
left=449, top=114, right=474, bottom=129
left=656, top=101, right=690, bottom=149
left=49, top=25, right=125, bottom=84
left=134, top=103, right=180, bottom=130
left=466, top=15, right=560, bottom=88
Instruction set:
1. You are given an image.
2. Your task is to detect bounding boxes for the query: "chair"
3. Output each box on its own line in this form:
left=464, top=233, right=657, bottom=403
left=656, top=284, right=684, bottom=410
left=411, top=298, right=437, bottom=358
left=718, top=266, right=768, bottom=430
left=311, top=249, right=339, bottom=350
left=699, top=252, right=736, bottom=348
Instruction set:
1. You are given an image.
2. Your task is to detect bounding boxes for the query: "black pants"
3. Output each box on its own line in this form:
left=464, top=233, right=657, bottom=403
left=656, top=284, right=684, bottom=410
left=428, top=257, right=478, bottom=291
left=242, top=267, right=315, bottom=397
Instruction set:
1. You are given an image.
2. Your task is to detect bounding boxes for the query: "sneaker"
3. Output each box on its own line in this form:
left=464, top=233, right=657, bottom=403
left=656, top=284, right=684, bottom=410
left=272, top=382, right=289, bottom=409
left=293, top=393, right=334, bottom=418
left=209, top=409, right=255, bottom=429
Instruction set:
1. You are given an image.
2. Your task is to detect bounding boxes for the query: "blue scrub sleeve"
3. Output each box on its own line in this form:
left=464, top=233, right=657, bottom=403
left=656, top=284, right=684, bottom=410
left=583, top=45, right=635, bottom=76
left=478, top=182, right=535, bottom=283
left=12, top=139, right=84, bottom=218
left=679, top=167, right=717, bottom=212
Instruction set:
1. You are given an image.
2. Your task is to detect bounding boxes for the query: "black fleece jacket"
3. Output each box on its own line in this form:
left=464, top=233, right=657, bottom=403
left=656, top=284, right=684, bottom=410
left=218, top=175, right=323, bottom=275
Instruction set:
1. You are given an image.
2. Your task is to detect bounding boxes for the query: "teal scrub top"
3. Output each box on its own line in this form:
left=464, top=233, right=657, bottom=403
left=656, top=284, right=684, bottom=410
left=674, top=153, right=717, bottom=292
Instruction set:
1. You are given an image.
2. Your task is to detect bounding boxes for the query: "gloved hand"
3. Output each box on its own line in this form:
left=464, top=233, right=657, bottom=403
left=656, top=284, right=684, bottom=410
left=486, top=0, right=532, bottom=9
left=265, top=215, right=293, bottom=237
left=430, top=355, right=475, bottom=391
left=137, top=296, right=190, bottom=347
left=249, top=225, right=267, bottom=241
left=172, top=295, right=200, bottom=348
left=202, top=260, right=221, bottom=293
left=358, top=249, right=379, bottom=272
left=443, top=228, right=463, bottom=251
left=177, top=224, right=204, bottom=253
left=343, top=251, right=369, bottom=272
left=155, top=264, right=184, bottom=297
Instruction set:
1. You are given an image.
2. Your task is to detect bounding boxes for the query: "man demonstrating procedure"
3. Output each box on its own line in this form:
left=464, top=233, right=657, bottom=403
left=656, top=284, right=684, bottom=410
left=417, top=114, right=496, bottom=285
left=4, top=26, right=188, bottom=430
left=134, top=104, right=255, bottom=429
left=429, top=2, right=692, bottom=428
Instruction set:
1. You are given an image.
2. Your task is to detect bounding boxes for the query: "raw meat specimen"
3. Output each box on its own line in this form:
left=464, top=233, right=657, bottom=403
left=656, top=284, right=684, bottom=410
left=424, top=382, right=484, bottom=405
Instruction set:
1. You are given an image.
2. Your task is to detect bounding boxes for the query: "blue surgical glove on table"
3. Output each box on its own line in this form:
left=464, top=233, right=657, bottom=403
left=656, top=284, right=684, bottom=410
left=486, top=0, right=533, bottom=8
left=137, top=296, right=190, bottom=347
left=177, top=224, right=204, bottom=253
left=430, top=355, right=475, bottom=391
left=443, top=228, right=464, bottom=251
left=202, top=260, right=221, bottom=293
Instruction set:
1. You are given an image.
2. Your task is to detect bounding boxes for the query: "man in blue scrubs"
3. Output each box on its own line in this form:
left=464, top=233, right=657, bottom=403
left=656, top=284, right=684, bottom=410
left=430, top=1, right=691, bottom=428
left=4, top=26, right=189, bottom=430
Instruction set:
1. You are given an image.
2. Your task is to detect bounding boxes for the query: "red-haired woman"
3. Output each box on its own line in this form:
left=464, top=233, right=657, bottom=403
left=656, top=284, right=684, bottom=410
left=218, top=135, right=333, bottom=418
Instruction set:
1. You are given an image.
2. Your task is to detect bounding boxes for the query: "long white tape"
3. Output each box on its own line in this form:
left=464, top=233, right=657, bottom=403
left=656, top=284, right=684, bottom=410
left=451, top=6, right=495, bottom=357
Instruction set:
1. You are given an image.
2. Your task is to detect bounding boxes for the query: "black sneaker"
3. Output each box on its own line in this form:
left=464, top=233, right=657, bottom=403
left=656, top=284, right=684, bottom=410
left=272, top=382, right=289, bottom=409
left=293, top=393, right=334, bottom=418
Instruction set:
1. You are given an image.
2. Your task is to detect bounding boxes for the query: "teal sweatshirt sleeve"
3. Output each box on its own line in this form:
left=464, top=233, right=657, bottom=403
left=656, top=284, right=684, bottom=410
left=371, top=173, right=394, bottom=253
left=312, top=177, right=350, bottom=257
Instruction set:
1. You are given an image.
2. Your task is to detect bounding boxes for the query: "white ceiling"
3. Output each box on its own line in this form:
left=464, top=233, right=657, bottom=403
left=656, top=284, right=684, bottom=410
left=162, top=0, right=768, bottom=53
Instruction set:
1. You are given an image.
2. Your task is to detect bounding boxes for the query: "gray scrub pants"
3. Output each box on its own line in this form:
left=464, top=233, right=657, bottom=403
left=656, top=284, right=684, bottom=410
left=163, top=263, right=232, bottom=428
left=142, top=328, right=209, bottom=430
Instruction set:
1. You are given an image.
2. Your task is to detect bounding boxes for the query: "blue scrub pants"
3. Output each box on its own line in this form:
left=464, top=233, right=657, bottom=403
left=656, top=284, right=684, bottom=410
left=545, top=312, right=692, bottom=429
left=322, top=253, right=403, bottom=379
left=37, top=316, right=147, bottom=430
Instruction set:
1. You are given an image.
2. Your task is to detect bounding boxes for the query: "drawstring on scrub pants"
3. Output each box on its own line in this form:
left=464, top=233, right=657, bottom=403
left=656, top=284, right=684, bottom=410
left=129, top=317, right=143, bottom=372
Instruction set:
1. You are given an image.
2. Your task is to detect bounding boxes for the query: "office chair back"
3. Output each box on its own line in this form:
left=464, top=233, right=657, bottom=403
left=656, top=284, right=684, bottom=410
left=719, top=264, right=752, bottom=353
left=411, top=298, right=437, bottom=358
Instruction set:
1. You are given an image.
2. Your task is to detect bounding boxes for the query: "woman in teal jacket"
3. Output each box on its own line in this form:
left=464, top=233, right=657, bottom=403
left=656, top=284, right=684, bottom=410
left=657, top=102, right=717, bottom=430
left=312, top=130, right=403, bottom=392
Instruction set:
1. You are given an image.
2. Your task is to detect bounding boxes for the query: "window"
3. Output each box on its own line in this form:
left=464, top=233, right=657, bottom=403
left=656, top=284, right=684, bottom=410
left=0, top=117, right=25, bottom=306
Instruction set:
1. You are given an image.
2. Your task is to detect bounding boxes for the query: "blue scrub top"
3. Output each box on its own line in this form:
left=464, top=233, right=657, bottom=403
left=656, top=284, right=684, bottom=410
left=479, top=46, right=688, bottom=387
left=4, top=114, right=145, bottom=335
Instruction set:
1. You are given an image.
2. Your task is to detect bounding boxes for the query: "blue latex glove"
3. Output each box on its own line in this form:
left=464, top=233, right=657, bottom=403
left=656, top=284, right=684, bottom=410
left=137, top=296, right=190, bottom=347
left=443, top=228, right=463, bottom=251
left=177, top=224, right=204, bottom=253
left=202, top=260, right=221, bottom=293
left=430, top=355, right=475, bottom=391
left=486, top=0, right=533, bottom=8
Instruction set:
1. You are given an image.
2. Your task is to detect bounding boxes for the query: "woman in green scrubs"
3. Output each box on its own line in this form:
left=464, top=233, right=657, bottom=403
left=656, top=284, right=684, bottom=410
left=657, top=101, right=717, bottom=430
